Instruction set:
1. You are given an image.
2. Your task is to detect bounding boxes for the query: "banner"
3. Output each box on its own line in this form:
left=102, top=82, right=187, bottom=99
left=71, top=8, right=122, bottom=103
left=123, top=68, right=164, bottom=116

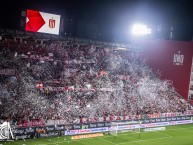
left=71, top=133, right=103, bottom=140
left=18, top=119, right=45, bottom=127
left=0, top=122, right=14, bottom=140
left=0, top=69, right=16, bottom=76
left=13, top=127, right=36, bottom=140
left=0, top=69, right=19, bottom=80
left=21, top=53, right=53, bottom=61
left=65, top=127, right=109, bottom=135
left=26, top=10, right=61, bottom=35
left=45, top=115, right=193, bottom=127
left=144, top=127, right=166, bottom=132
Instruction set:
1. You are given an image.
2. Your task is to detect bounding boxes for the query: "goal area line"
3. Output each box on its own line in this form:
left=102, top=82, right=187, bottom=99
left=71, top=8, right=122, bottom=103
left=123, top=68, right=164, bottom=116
left=99, top=131, right=172, bottom=145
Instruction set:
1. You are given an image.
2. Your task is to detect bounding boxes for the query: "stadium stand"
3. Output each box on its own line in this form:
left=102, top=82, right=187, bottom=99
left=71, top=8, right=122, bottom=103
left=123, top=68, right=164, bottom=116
left=0, top=30, right=192, bottom=126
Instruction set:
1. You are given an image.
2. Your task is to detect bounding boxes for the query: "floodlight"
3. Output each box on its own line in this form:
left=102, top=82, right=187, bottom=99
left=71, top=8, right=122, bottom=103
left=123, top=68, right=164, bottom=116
left=132, top=24, right=151, bottom=35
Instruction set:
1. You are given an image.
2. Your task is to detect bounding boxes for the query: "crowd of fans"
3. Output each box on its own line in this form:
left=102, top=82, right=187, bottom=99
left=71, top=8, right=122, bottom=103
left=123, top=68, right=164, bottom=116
left=0, top=35, right=191, bottom=125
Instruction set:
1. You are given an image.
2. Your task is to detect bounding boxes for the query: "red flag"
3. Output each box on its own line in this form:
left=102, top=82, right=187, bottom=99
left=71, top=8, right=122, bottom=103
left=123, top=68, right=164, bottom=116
left=36, top=82, right=43, bottom=89
left=100, top=70, right=107, bottom=75
left=96, top=73, right=99, bottom=77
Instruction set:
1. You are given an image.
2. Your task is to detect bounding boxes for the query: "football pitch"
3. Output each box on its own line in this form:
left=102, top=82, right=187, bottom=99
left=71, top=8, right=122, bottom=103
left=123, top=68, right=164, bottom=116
left=3, top=124, right=193, bottom=145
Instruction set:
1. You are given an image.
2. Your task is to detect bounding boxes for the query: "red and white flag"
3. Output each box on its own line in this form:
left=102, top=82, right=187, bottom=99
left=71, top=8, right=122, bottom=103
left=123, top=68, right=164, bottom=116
left=26, top=9, right=61, bottom=35
left=36, top=82, right=43, bottom=89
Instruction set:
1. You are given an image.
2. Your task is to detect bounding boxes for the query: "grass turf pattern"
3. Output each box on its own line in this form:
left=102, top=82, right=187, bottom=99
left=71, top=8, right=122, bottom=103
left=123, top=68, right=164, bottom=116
left=2, top=124, right=193, bottom=145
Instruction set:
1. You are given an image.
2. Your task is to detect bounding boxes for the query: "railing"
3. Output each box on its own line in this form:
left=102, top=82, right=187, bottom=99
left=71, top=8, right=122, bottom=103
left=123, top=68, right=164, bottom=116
left=44, top=110, right=193, bottom=126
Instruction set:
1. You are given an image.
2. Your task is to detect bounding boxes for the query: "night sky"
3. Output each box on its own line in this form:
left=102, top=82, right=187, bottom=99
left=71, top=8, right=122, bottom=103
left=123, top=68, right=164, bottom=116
left=0, top=0, right=193, bottom=41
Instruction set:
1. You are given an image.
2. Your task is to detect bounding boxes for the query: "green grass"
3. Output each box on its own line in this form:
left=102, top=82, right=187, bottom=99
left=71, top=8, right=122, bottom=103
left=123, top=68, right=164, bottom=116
left=3, top=124, right=193, bottom=145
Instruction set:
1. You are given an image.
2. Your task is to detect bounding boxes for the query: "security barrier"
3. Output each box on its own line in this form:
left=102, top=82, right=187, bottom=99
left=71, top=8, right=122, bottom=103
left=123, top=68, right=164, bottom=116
left=12, top=115, right=193, bottom=139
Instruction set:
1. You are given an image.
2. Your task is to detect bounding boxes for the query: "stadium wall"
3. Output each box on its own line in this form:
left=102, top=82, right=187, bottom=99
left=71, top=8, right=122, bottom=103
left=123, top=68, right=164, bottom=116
left=11, top=115, right=193, bottom=139
left=136, top=40, right=193, bottom=100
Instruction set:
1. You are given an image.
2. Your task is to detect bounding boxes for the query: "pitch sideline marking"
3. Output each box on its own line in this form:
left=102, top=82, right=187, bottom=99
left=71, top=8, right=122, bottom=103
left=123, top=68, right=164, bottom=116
left=98, top=138, right=117, bottom=145
left=98, top=136, right=172, bottom=145
left=102, top=125, right=193, bottom=139
left=181, top=129, right=193, bottom=134
left=153, top=130, right=173, bottom=137
left=117, top=136, right=172, bottom=145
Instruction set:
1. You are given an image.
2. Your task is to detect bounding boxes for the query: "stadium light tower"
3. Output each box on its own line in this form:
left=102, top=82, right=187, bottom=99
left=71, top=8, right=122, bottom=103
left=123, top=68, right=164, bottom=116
left=131, top=24, right=151, bottom=35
